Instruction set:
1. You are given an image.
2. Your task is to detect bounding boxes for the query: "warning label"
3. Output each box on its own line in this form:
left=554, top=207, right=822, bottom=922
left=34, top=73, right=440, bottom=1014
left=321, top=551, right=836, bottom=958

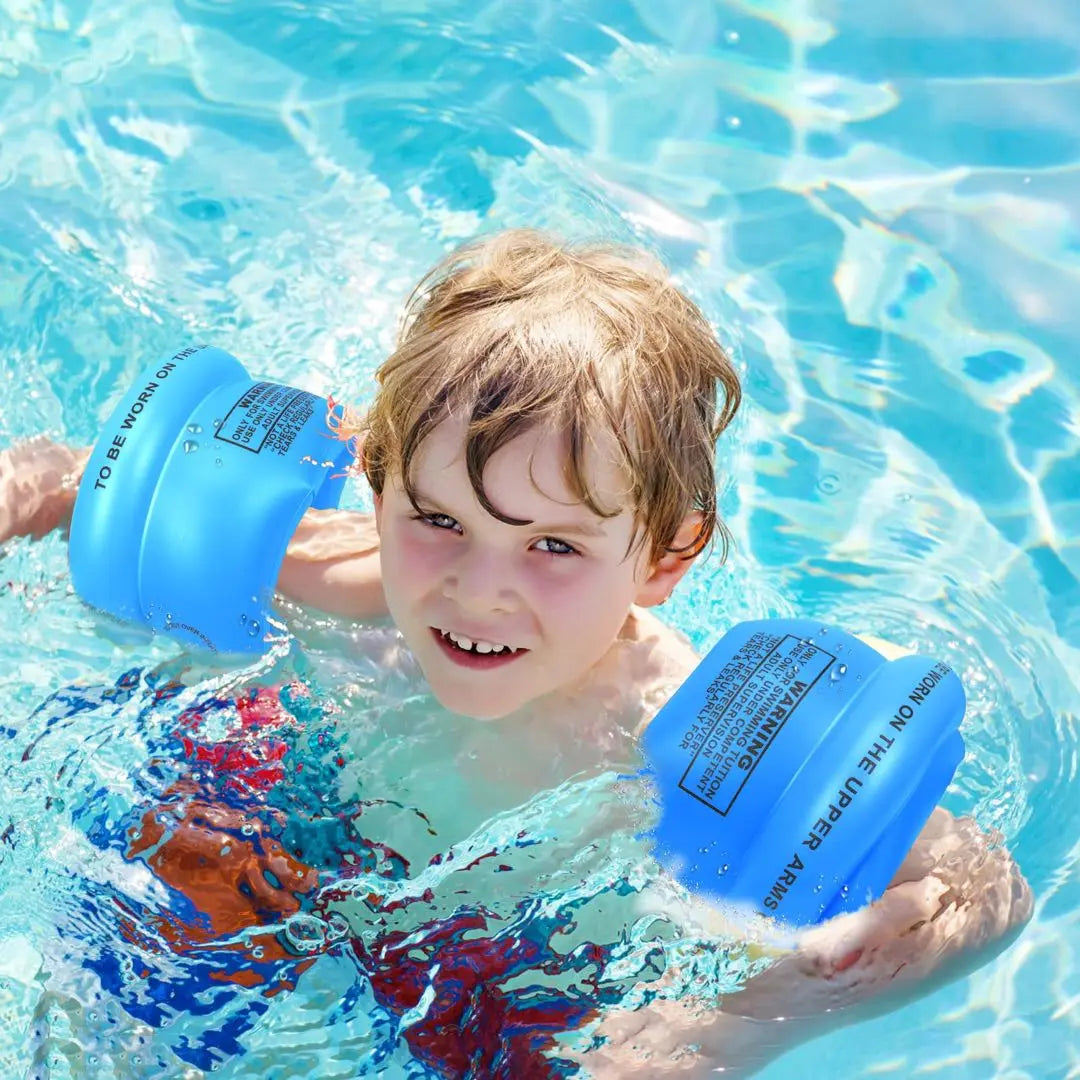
left=678, top=633, right=834, bottom=815
left=215, top=381, right=316, bottom=456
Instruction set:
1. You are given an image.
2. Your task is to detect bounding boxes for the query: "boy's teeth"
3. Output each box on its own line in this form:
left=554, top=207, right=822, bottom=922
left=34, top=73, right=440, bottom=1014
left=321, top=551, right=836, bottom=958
left=440, top=629, right=515, bottom=654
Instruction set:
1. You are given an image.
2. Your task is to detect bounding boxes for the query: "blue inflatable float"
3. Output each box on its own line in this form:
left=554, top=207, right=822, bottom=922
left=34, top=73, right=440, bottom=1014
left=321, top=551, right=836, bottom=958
left=69, top=344, right=354, bottom=653
left=640, top=621, right=965, bottom=925
left=70, top=344, right=965, bottom=925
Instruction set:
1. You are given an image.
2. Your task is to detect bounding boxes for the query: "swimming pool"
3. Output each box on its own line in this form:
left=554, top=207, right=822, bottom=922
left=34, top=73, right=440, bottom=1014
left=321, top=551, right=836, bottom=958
left=0, top=0, right=1077, bottom=1076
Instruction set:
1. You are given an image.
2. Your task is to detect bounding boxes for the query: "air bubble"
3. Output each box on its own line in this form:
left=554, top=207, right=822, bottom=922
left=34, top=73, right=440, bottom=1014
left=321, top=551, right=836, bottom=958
left=725, top=115, right=742, bottom=130
left=285, top=914, right=327, bottom=952
left=830, top=664, right=848, bottom=682
left=213, top=418, right=222, bottom=428
left=724, top=29, right=740, bottom=43
left=241, top=823, right=255, bottom=836
left=186, top=423, right=203, bottom=434
left=251, top=946, right=264, bottom=959
left=817, top=472, right=840, bottom=495
left=215, top=458, right=223, bottom=468
left=220, top=844, right=231, bottom=856
left=326, top=912, right=350, bottom=939
left=247, top=619, right=261, bottom=637
left=183, top=440, right=199, bottom=454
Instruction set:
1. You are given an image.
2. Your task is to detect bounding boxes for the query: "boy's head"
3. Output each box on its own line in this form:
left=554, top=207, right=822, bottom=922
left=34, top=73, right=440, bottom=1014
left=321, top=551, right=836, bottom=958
left=340, top=229, right=740, bottom=719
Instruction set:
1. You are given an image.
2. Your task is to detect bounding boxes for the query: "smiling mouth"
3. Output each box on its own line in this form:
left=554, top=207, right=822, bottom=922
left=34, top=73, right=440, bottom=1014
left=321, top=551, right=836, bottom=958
left=430, top=627, right=528, bottom=668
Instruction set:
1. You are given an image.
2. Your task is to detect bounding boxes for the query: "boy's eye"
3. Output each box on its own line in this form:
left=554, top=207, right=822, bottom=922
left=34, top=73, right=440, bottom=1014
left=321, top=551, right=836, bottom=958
left=535, top=537, right=578, bottom=557
left=417, top=511, right=460, bottom=532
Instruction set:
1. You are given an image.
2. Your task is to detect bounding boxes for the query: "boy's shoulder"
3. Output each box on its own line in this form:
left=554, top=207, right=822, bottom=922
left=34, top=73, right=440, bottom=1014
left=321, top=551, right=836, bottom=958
left=626, top=604, right=700, bottom=670
left=572, top=621, right=913, bottom=742
left=580, top=605, right=699, bottom=739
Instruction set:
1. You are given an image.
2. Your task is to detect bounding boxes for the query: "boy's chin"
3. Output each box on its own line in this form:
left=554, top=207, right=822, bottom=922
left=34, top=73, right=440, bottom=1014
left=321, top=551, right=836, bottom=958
left=425, top=680, right=524, bottom=722
left=435, top=690, right=518, bottom=722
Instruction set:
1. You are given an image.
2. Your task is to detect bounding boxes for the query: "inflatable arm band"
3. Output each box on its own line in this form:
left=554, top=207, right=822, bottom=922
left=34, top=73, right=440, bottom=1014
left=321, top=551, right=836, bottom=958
left=641, top=620, right=965, bottom=925
left=69, top=345, right=355, bottom=653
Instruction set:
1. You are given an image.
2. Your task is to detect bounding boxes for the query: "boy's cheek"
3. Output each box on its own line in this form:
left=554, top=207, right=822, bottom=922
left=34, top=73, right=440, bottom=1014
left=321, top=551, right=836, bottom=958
left=381, top=528, right=455, bottom=609
left=393, top=526, right=448, bottom=574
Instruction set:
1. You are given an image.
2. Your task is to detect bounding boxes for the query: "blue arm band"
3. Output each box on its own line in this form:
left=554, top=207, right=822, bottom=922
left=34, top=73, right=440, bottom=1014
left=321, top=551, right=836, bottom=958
left=69, top=344, right=356, bottom=654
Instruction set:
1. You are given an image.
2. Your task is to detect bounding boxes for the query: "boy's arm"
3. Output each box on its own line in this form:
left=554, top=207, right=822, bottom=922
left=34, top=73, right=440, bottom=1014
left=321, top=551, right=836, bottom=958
left=579, top=630, right=1033, bottom=1076
left=275, top=507, right=387, bottom=620
left=1, top=438, right=387, bottom=620
left=572, top=806, right=1033, bottom=1078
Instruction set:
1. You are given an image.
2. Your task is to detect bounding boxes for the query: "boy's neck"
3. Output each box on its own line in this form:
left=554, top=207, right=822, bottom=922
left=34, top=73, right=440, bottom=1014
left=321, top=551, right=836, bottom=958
left=512, top=605, right=697, bottom=739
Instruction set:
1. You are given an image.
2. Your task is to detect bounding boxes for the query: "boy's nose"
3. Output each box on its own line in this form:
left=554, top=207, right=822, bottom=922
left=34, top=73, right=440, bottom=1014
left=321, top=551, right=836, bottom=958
left=441, top=547, right=520, bottom=615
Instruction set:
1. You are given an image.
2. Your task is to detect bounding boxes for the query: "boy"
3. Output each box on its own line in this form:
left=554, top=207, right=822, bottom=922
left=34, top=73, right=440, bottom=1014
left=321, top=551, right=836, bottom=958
left=1, top=229, right=1031, bottom=1076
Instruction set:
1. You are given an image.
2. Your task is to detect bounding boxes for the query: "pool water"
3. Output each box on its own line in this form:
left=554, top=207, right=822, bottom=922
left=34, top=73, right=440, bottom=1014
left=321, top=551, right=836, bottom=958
left=1, top=0, right=1078, bottom=1076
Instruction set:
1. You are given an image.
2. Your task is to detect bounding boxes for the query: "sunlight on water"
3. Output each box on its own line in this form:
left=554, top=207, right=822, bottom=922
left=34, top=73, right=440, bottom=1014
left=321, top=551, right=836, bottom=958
left=0, top=0, right=1078, bottom=1076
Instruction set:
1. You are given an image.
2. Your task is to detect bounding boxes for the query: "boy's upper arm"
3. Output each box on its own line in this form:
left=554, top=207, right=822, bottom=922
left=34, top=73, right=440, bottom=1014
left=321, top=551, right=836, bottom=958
left=275, top=508, right=387, bottom=620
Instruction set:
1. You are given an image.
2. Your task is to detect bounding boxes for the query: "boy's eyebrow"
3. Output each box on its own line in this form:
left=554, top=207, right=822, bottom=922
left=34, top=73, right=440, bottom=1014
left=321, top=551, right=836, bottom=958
left=534, top=519, right=609, bottom=538
left=412, top=489, right=611, bottom=537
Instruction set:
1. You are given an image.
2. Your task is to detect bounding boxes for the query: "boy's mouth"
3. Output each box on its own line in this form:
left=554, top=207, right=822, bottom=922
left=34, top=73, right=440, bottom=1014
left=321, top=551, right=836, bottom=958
left=430, top=627, right=528, bottom=669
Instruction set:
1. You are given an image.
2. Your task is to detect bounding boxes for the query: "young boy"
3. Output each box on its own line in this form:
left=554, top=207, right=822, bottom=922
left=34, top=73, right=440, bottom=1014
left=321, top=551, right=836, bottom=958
left=1, top=229, right=1031, bottom=1076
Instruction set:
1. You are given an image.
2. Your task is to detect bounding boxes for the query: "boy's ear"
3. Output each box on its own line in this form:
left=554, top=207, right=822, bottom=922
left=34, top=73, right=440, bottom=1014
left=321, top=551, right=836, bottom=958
left=634, top=512, right=705, bottom=608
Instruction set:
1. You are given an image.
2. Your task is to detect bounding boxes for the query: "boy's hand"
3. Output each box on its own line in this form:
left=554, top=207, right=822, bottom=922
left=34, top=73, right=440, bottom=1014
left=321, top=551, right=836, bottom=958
left=761, top=806, right=1033, bottom=1008
left=0, top=437, right=89, bottom=544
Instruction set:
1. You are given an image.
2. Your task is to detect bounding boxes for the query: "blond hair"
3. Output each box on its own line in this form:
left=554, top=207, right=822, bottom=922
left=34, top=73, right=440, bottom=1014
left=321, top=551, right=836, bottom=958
left=335, top=229, right=741, bottom=563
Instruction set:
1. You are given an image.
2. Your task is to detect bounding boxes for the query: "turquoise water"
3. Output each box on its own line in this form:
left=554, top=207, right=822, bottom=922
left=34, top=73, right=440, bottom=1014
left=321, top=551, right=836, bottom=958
left=1, top=0, right=1078, bottom=1076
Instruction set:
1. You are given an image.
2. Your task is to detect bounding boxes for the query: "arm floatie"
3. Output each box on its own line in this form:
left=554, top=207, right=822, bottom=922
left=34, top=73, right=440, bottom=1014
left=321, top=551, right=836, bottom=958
left=69, top=344, right=355, bottom=654
left=640, top=620, right=965, bottom=926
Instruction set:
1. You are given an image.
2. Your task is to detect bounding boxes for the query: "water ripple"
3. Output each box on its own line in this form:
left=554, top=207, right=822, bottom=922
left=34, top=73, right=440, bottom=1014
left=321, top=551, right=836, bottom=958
left=0, top=0, right=1078, bottom=1076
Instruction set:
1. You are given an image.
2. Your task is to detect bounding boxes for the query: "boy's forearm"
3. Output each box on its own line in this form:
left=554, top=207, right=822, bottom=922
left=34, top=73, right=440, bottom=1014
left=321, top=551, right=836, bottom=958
left=573, top=807, right=1032, bottom=1077
left=276, top=507, right=388, bottom=620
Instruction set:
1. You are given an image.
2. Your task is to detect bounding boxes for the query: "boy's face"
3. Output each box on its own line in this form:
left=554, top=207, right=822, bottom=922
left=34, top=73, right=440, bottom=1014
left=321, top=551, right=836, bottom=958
left=373, top=415, right=661, bottom=720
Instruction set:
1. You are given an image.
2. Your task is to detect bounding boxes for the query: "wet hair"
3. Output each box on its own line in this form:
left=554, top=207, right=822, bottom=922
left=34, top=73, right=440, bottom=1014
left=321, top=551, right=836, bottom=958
left=334, top=228, right=741, bottom=564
